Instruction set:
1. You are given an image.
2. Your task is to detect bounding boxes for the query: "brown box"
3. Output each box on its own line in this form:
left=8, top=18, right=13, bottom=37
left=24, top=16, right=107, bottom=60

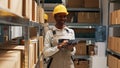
left=29, top=42, right=35, bottom=68
left=84, top=0, right=99, bottom=8
left=116, top=10, right=120, bottom=24
left=78, top=12, right=100, bottom=24
left=0, top=58, right=16, bottom=68
left=117, top=37, right=120, bottom=53
left=110, top=11, right=117, bottom=24
left=114, top=37, right=118, bottom=53
left=66, top=0, right=84, bottom=8
left=107, top=55, right=118, bottom=68
left=75, top=41, right=87, bottom=55
left=0, top=0, right=8, bottom=9
left=0, top=50, right=21, bottom=68
left=22, top=0, right=33, bottom=21
left=23, top=0, right=38, bottom=22
left=29, top=27, right=37, bottom=39
left=46, top=12, right=56, bottom=23
left=107, top=37, right=117, bottom=51
left=32, top=1, right=37, bottom=22
left=74, top=60, right=89, bottom=68
left=34, top=43, right=38, bottom=64
left=39, top=36, right=44, bottom=52
left=118, top=59, right=120, bottom=68
left=9, top=0, right=23, bottom=16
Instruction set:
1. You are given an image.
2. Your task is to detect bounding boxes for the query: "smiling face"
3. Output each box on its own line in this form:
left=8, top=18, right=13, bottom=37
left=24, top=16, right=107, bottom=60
left=54, top=13, right=67, bottom=26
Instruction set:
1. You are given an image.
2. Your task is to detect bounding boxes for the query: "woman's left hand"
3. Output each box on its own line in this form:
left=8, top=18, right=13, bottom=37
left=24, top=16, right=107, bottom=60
left=66, top=45, right=74, bottom=51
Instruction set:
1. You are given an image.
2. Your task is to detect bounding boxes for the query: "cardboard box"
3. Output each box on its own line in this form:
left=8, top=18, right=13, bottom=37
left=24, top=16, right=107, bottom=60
left=0, top=58, right=16, bottom=68
left=66, top=0, right=84, bottom=8
left=39, top=36, right=44, bottom=52
left=39, top=6, right=44, bottom=23
left=75, top=41, right=87, bottom=55
left=78, top=12, right=100, bottom=24
left=29, top=42, right=35, bottom=68
left=34, top=43, right=38, bottom=64
left=107, top=55, right=118, bottom=68
left=46, top=12, right=56, bottom=23
left=0, top=0, right=8, bottom=9
left=9, top=0, right=23, bottom=16
left=118, top=59, right=120, bottom=68
left=110, top=11, right=117, bottom=24
left=29, top=27, right=37, bottom=39
left=0, top=50, right=21, bottom=68
left=74, top=60, right=89, bottom=68
left=116, top=10, right=120, bottom=24
left=108, top=37, right=112, bottom=50
left=32, top=1, right=37, bottom=22
left=117, top=37, right=120, bottom=53
left=84, top=0, right=99, bottom=8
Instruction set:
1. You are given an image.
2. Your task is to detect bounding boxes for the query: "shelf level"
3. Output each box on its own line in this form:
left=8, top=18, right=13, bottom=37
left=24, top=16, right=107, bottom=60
left=109, top=24, right=120, bottom=27
left=49, top=23, right=101, bottom=28
left=110, top=0, right=120, bottom=3
left=0, top=7, right=40, bottom=27
left=45, top=8, right=100, bottom=12
left=107, top=49, right=120, bottom=59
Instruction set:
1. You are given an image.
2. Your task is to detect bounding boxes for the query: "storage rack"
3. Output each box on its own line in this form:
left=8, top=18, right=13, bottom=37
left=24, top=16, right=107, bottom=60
left=107, top=0, right=120, bottom=68
left=0, top=7, right=42, bottom=68
left=43, top=0, right=103, bottom=60
left=107, top=0, right=120, bottom=58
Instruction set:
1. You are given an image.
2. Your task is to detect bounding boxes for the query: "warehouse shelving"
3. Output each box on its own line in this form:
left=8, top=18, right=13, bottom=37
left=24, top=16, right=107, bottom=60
left=0, top=6, right=42, bottom=68
left=107, top=0, right=120, bottom=57
left=107, top=0, right=120, bottom=68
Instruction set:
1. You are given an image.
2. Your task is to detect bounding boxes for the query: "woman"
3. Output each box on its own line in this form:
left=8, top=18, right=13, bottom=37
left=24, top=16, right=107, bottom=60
left=43, top=4, right=76, bottom=68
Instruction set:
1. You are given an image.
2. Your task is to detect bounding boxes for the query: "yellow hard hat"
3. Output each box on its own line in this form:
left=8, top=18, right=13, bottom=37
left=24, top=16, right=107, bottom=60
left=44, top=13, right=48, bottom=21
left=53, top=4, right=68, bottom=15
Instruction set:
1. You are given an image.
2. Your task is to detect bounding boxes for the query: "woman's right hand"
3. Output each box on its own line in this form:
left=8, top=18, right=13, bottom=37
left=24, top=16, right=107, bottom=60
left=57, top=40, right=68, bottom=49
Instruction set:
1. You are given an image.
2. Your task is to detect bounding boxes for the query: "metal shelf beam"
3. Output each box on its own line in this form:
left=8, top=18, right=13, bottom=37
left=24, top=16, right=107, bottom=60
left=0, top=7, right=41, bottom=27
left=72, top=55, right=90, bottom=60
left=109, top=24, right=120, bottom=27
left=107, top=49, right=120, bottom=59
left=49, top=23, right=101, bottom=28
left=45, top=8, right=100, bottom=12
left=110, top=0, right=120, bottom=3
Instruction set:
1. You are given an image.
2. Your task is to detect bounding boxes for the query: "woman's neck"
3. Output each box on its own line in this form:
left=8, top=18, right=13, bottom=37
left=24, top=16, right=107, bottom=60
left=55, top=24, right=65, bottom=29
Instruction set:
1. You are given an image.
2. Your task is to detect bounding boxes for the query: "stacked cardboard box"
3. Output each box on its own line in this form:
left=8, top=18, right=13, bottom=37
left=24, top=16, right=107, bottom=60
left=0, top=0, right=8, bottom=9
left=46, top=12, right=56, bottom=23
left=108, top=55, right=118, bottom=68
left=66, top=0, right=99, bottom=8
left=78, top=12, right=100, bottom=24
left=84, top=0, right=99, bottom=8
left=66, top=0, right=84, bottom=8
left=75, top=41, right=87, bottom=55
left=110, top=10, right=120, bottom=25
left=0, top=50, right=21, bottom=68
left=108, top=37, right=120, bottom=54
left=0, top=0, right=40, bottom=22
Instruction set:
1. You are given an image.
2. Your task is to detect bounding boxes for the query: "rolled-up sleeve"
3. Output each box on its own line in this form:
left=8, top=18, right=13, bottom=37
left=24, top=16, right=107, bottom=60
left=43, top=30, right=59, bottom=57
